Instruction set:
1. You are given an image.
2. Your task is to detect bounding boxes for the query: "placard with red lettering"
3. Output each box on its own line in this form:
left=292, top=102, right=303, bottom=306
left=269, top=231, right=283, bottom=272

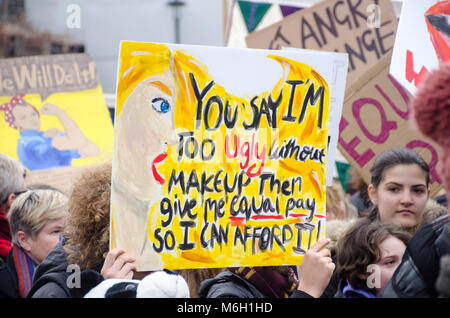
left=338, top=52, right=443, bottom=196
left=245, top=0, right=398, bottom=87
left=111, top=41, right=348, bottom=271
left=390, top=0, right=449, bottom=95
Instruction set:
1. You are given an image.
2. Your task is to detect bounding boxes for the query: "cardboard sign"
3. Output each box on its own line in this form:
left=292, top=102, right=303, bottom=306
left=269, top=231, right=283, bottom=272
left=111, top=41, right=347, bottom=271
left=390, top=0, right=450, bottom=95
left=0, top=54, right=114, bottom=195
left=338, top=52, right=443, bottom=197
left=245, top=0, right=398, bottom=87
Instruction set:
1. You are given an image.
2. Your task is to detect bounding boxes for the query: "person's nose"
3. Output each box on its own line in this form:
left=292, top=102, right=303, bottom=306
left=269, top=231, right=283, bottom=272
left=164, top=128, right=178, bottom=146
left=400, top=190, right=413, bottom=206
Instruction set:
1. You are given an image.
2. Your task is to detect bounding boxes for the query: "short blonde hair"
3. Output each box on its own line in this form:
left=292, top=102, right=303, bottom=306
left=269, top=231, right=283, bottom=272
left=7, top=189, right=68, bottom=245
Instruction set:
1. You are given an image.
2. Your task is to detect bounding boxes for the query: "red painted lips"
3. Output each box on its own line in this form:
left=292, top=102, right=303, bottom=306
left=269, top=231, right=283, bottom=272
left=152, top=152, right=167, bottom=185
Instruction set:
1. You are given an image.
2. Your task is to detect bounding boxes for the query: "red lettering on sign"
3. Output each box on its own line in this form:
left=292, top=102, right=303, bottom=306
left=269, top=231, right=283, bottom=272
left=405, top=50, right=429, bottom=88
left=375, top=74, right=411, bottom=119
left=406, top=140, right=442, bottom=185
left=338, top=116, right=375, bottom=167
left=352, top=98, right=397, bottom=143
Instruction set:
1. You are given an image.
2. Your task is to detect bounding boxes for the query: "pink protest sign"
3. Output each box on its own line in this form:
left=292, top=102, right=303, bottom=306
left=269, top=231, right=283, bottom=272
left=338, top=52, right=444, bottom=196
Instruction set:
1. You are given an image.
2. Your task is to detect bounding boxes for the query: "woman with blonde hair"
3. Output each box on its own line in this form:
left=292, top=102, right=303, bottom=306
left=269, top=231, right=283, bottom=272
left=0, top=189, right=68, bottom=298
left=28, top=162, right=137, bottom=298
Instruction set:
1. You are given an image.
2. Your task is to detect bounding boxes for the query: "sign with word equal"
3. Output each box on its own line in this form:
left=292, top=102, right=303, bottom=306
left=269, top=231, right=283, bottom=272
left=111, top=41, right=348, bottom=271
left=338, top=52, right=444, bottom=197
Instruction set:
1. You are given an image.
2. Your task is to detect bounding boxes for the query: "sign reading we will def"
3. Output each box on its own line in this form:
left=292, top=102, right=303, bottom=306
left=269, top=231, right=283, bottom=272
left=246, top=0, right=398, bottom=87
left=111, top=42, right=345, bottom=271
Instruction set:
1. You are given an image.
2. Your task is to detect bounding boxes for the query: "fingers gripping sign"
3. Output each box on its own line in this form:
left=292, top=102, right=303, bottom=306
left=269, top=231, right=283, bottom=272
left=296, top=238, right=335, bottom=298
left=101, top=248, right=137, bottom=280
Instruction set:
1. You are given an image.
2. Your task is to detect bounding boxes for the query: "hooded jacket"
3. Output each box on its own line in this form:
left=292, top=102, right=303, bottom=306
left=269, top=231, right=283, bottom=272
left=27, top=236, right=103, bottom=298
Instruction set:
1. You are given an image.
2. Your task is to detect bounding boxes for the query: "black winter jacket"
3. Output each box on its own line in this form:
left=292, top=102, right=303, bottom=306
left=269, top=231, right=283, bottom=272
left=0, top=248, right=20, bottom=298
left=198, top=271, right=313, bottom=298
left=27, top=236, right=103, bottom=298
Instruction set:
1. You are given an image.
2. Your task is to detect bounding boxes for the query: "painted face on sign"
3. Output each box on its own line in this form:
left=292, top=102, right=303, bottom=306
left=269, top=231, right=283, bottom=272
left=115, top=69, right=178, bottom=203
left=12, top=103, right=40, bottom=131
left=368, top=164, right=429, bottom=230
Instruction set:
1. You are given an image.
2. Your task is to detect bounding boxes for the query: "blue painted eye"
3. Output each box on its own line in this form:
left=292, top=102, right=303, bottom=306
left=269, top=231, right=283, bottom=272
left=151, top=97, right=171, bottom=113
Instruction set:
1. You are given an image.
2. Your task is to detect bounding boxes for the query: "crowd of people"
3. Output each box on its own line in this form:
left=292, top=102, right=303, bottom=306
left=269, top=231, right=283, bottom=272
left=0, top=61, right=449, bottom=300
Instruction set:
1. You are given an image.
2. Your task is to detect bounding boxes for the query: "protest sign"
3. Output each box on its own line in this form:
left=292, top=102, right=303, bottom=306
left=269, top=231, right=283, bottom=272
left=0, top=54, right=114, bottom=195
left=111, top=41, right=347, bottom=271
left=338, top=52, right=444, bottom=197
left=390, top=0, right=450, bottom=95
left=283, top=47, right=348, bottom=185
left=245, top=0, right=398, bottom=87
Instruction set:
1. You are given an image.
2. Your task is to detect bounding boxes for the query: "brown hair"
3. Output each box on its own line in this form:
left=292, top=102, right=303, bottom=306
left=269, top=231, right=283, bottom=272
left=370, top=148, right=430, bottom=189
left=65, top=162, right=112, bottom=271
left=336, top=217, right=411, bottom=292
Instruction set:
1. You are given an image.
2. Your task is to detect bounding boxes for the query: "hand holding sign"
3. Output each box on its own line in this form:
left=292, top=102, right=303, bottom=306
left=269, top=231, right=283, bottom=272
left=296, top=238, right=335, bottom=298
left=101, top=248, right=137, bottom=280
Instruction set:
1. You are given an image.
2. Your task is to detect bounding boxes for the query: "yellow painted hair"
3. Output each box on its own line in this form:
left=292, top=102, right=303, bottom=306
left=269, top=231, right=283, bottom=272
left=116, top=42, right=174, bottom=115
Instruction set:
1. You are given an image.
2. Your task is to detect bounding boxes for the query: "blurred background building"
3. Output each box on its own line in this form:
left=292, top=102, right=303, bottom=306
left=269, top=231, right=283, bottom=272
left=0, top=0, right=403, bottom=102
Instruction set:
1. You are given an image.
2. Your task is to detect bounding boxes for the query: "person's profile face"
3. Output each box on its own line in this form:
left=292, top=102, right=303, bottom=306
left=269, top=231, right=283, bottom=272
left=23, top=217, right=65, bottom=265
left=374, top=235, right=407, bottom=294
left=12, top=103, right=40, bottom=131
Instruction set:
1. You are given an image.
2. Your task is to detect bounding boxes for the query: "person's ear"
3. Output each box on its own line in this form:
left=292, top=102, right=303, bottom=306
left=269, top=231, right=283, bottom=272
left=357, top=272, right=369, bottom=282
left=5, top=192, right=17, bottom=210
left=368, top=184, right=378, bottom=206
left=16, top=231, right=31, bottom=252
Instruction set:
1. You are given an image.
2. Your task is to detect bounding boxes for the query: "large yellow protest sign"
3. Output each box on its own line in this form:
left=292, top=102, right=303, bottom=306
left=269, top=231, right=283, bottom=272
left=111, top=41, right=335, bottom=271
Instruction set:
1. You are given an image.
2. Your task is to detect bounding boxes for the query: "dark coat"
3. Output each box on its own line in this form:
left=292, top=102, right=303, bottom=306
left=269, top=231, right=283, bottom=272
left=378, top=214, right=450, bottom=298
left=27, top=236, right=103, bottom=298
left=0, top=248, right=20, bottom=298
left=198, top=271, right=312, bottom=298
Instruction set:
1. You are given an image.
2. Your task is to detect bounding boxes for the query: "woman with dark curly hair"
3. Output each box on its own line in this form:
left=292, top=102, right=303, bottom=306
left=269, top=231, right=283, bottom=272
left=27, top=162, right=136, bottom=298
